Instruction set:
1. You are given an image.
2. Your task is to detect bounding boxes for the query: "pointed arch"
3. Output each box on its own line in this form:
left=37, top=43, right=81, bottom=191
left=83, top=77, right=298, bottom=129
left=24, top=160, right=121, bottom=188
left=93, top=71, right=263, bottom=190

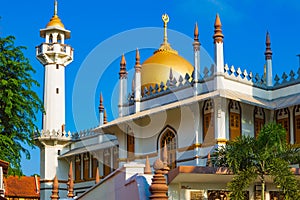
left=254, top=107, right=265, bottom=138
left=157, top=125, right=177, bottom=170
left=229, top=100, right=241, bottom=140
left=276, top=108, right=290, bottom=143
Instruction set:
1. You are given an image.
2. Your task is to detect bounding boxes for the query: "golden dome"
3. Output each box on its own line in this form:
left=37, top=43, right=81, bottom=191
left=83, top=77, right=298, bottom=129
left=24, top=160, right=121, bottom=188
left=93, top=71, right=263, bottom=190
left=141, top=50, right=194, bottom=90
left=141, top=14, right=194, bottom=90
left=46, top=15, right=65, bottom=29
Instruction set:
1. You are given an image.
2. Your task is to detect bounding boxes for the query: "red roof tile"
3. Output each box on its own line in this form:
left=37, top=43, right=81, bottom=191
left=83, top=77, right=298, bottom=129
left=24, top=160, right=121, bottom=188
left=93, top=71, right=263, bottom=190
left=4, top=176, right=40, bottom=198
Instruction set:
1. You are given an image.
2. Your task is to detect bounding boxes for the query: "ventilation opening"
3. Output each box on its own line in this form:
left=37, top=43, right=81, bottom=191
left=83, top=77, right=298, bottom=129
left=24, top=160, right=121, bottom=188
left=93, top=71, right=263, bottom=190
left=56, top=88, right=59, bottom=94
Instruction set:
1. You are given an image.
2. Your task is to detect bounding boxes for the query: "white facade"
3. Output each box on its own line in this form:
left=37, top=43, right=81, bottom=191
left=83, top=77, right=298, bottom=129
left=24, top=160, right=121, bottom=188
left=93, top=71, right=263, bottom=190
left=34, top=5, right=300, bottom=200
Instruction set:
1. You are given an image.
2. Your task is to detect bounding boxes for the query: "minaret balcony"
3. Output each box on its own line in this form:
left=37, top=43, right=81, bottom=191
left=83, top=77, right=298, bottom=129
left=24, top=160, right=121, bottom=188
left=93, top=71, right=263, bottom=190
left=36, top=43, right=74, bottom=65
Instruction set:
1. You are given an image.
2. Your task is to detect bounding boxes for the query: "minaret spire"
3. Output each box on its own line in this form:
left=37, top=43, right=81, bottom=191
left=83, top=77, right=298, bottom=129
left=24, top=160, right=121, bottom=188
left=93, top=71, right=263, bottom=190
left=134, top=49, right=142, bottom=113
left=264, top=31, right=273, bottom=86
left=119, top=54, right=128, bottom=117
left=213, top=14, right=224, bottom=43
left=54, top=0, right=58, bottom=16
left=213, top=14, right=224, bottom=74
left=264, top=31, right=272, bottom=60
left=193, top=22, right=201, bottom=95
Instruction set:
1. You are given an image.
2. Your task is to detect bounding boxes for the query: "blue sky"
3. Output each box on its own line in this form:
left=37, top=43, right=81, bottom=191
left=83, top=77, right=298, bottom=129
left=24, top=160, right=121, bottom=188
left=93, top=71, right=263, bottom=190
left=1, top=0, right=300, bottom=175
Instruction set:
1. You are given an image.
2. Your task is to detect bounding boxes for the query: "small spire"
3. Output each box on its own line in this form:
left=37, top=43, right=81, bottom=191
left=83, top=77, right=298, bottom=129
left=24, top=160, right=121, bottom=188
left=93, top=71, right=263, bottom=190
left=95, top=167, right=100, bottom=184
left=104, top=109, right=107, bottom=124
left=67, top=162, right=74, bottom=198
left=213, top=14, right=224, bottom=43
left=135, top=49, right=142, bottom=72
left=169, top=68, right=173, bottom=81
left=50, top=175, right=59, bottom=200
left=265, top=31, right=272, bottom=60
left=119, top=54, right=127, bottom=79
left=144, top=156, right=152, bottom=174
left=194, top=22, right=199, bottom=42
left=54, top=0, right=58, bottom=16
left=99, top=93, right=104, bottom=113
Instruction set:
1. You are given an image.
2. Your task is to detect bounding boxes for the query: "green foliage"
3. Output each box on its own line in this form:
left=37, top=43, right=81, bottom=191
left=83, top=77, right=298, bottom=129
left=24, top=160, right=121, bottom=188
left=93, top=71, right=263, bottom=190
left=0, top=35, right=43, bottom=175
left=215, top=122, right=300, bottom=199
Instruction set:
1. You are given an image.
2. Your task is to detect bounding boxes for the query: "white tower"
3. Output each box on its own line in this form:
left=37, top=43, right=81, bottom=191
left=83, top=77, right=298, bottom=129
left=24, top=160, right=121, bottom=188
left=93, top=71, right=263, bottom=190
left=35, top=1, right=73, bottom=199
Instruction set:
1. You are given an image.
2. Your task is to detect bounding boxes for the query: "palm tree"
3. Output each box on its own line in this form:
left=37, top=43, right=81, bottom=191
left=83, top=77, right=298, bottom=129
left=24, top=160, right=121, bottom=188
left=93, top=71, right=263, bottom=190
left=215, top=123, right=300, bottom=200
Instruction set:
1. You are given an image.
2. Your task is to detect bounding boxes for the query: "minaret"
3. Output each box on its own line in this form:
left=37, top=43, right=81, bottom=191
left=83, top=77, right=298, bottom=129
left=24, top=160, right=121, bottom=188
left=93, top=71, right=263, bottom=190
left=99, top=93, right=104, bottom=125
left=35, top=1, right=73, bottom=199
left=134, top=49, right=142, bottom=112
left=213, top=14, right=224, bottom=74
left=264, top=31, right=273, bottom=86
left=119, top=54, right=127, bottom=117
left=193, top=22, right=201, bottom=95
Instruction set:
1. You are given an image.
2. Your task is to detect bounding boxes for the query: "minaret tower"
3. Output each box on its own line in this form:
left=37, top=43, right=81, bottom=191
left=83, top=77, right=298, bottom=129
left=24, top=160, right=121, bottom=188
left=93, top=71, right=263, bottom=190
left=35, top=1, right=73, bottom=200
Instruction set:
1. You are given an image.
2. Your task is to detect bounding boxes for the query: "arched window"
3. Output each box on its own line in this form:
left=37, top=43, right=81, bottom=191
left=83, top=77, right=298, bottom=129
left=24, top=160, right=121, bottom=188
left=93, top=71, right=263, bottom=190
left=49, top=34, right=53, bottom=43
left=276, top=108, right=290, bottom=143
left=127, top=134, right=135, bottom=161
left=103, top=149, right=111, bottom=177
left=159, top=127, right=177, bottom=170
left=203, top=99, right=214, bottom=143
left=75, top=155, right=81, bottom=181
left=254, top=107, right=265, bottom=138
left=83, top=153, right=90, bottom=180
left=294, top=105, right=300, bottom=144
left=229, top=100, right=241, bottom=140
left=57, top=34, right=62, bottom=43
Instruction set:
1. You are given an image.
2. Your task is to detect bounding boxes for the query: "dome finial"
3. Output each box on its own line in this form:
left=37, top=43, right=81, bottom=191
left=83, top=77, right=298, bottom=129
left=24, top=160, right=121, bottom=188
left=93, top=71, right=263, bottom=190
left=162, top=14, right=169, bottom=44
left=156, top=14, right=178, bottom=54
left=54, top=0, right=58, bottom=16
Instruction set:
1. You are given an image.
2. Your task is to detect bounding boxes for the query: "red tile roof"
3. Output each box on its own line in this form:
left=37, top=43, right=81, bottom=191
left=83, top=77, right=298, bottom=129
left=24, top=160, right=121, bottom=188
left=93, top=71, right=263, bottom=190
left=4, top=176, right=40, bottom=198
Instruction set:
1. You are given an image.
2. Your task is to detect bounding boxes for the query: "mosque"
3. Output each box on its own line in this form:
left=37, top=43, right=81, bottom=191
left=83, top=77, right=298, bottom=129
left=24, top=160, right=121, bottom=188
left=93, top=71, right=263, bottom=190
left=34, top=1, right=300, bottom=200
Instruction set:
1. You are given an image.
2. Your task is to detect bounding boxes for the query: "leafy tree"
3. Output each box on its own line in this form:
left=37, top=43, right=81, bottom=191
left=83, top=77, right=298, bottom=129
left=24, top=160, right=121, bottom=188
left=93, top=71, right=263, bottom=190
left=215, top=123, right=300, bottom=200
left=0, top=35, right=43, bottom=175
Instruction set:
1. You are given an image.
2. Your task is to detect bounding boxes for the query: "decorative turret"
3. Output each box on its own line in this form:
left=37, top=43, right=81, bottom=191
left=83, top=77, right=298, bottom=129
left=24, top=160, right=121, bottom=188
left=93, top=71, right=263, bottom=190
left=119, top=54, right=128, bottom=117
left=134, top=49, right=142, bottom=112
left=35, top=1, right=73, bottom=199
left=193, top=22, right=201, bottom=95
left=264, top=31, right=273, bottom=86
left=213, top=14, right=224, bottom=74
left=99, top=93, right=104, bottom=125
